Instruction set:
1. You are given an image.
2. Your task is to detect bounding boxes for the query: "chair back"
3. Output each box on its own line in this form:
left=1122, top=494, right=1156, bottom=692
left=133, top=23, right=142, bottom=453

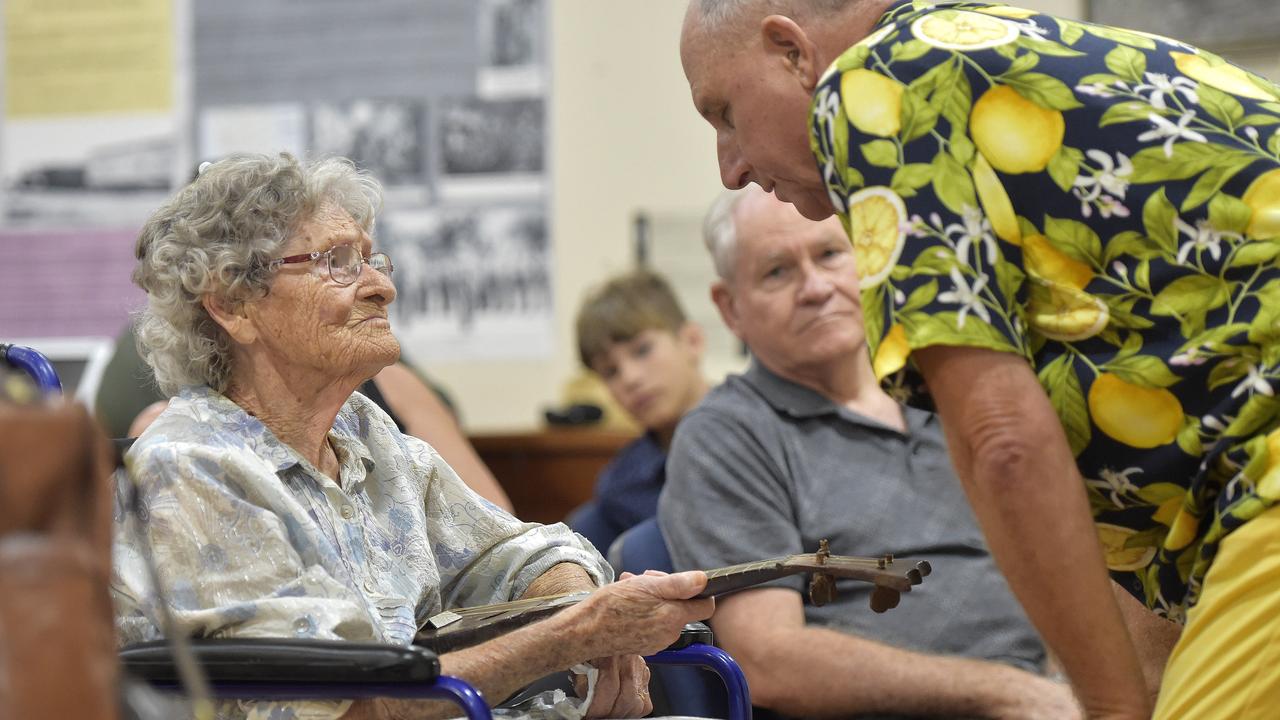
left=612, top=517, right=733, bottom=719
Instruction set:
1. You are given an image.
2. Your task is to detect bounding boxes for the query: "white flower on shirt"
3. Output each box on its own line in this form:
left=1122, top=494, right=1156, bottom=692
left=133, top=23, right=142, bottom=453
left=937, top=266, right=991, bottom=329
left=1134, top=72, right=1198, bottom=110
left=1088, top=466, right=1143, bottom=507
left=1174, top=218, right=1240, bottom=265
left=944, top=206, right=998, bottom=265
left=1137, top=111, right=1208, bottom=158
left=1231, top=363, right=1275, bottom=399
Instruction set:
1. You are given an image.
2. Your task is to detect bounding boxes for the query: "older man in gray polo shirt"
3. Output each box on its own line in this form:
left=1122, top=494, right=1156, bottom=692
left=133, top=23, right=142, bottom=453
left=659, top=186, right=1078, bottom=719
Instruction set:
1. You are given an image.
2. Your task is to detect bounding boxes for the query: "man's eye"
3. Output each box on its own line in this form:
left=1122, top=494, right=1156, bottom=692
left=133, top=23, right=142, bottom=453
left=633, top=342, right=652, bottom=359
left=600, top=366, right=618, bottom=380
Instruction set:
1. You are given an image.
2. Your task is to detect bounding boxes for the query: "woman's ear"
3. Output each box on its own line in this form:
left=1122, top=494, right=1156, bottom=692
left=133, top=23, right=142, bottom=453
left=760, top=14, right=822, bottom=91
left=202, top=293, right=258, bottom=345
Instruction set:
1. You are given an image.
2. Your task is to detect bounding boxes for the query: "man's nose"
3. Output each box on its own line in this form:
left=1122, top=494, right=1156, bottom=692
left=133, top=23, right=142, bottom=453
left=717, top=135, right=750, bottom=190
left=797, top=266, right=835, bottom=302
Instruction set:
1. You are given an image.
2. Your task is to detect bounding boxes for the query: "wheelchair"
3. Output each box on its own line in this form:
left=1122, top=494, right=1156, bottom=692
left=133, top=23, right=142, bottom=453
left=5, top=343, right=751, bottom=720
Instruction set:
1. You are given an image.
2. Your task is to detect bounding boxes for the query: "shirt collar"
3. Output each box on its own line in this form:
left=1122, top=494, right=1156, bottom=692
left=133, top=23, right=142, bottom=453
left=178, top=386, right=375, bottom=477
left=741, top=358, right=933, bottom=435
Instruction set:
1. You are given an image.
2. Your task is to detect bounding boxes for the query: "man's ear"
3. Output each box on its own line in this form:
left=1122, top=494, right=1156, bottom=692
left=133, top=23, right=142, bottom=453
left=201, top=293, right=258, bottom=345
left=710, top=281, right=745, bottom=341
left=760, top=14, right=821, bottom=91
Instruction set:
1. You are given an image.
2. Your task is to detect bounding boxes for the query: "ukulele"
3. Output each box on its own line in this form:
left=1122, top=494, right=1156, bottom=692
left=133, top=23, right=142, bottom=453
left=415, top=540, right=931, bottom=653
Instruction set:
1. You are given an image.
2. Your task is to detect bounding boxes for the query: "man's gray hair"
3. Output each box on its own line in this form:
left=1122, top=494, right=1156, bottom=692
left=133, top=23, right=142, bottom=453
left=133, top=152, right=383, bottom=396
left=703, top=188, right=750, bottom=281
left=693, top=0, right=861, bottom=34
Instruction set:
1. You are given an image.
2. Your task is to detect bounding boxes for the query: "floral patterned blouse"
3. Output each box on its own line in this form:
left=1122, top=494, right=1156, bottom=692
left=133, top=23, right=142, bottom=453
left=810, top=0, right=1280, bottom=620
left=112, top=386, right=610, bottom=719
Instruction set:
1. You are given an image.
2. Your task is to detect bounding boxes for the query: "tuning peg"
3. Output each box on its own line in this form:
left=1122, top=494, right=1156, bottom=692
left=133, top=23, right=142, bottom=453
left=916, top=560, right=932, bottom=577
left=870, top=586, right=900, bottom=613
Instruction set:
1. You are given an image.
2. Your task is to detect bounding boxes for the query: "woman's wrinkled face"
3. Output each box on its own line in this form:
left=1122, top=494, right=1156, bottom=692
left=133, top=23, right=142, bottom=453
left=245, top=202, right=400, bottom=384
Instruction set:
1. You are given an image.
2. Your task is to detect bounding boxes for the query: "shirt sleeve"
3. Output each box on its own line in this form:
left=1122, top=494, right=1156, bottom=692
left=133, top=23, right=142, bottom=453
left=416, top=436, right=613, bottom=608
left=659, top=406, right=808, bottom=595
left=811, top=8, right=1107, bottom=395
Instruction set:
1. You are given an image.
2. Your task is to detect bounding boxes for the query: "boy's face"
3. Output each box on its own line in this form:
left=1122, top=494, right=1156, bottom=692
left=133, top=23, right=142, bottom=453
left=591, top=325, right=704, bottom=433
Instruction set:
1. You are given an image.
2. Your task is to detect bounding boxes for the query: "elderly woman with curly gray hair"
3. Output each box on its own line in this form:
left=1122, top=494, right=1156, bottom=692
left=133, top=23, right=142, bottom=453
left=112, top=152, right=713, bottom=720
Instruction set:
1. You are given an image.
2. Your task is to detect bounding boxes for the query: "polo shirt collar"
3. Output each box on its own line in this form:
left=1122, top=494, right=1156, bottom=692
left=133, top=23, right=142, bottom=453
left=741, top=358, right=933, bottom=436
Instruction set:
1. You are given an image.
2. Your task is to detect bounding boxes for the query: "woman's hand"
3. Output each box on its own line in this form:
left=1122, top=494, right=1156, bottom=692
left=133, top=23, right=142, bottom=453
left=570, top=569, right=714, bottom=660
left=575, top=654, right=653, bottom=718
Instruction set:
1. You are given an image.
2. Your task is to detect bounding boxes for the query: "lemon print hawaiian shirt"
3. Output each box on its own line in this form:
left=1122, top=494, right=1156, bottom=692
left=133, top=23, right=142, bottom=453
left=810, top=0, right=1280, bottom=620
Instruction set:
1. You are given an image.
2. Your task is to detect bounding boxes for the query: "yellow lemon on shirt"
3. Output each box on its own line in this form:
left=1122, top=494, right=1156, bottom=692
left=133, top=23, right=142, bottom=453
left=1257, top=427, right=1280, bottom=501
left=842, top=69, right=904, bottom=138
left=1088, top=373, right=1184, bottom=449
left=975, top=6, right=1039, bottom=19
left=1022, top=234, right=1093, bottom=290
left=1242, top=168, right=1280, bottom=240
left=1096, top=522, right=1158, bottom=571
left=911, top=10, right=1019, bottom=51
left=1026, top=280, right=1109, bottom=341
left=1163, top=508, right=1200, bottom=552
left=972, top=154, right=1022, bottom=245
left=971, top=86, right=1065, bottom=174
left=873, top=323, right=911, bottom=380
left=1171, top=51, right=1274, bottom=101
left=846, top=186, right=908, bottom=289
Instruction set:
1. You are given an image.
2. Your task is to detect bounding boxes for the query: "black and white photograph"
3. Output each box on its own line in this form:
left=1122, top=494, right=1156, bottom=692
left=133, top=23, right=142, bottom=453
left=1, top=117, right=178, bottom=228
left=311, top=98, right=428, bottom=186
left=439, top=97, right=545, bottom=177
left=379, top=204, right=553, bottom=361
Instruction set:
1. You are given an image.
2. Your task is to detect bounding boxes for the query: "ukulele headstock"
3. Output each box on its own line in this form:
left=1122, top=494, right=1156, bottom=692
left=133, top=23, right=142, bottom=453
left=794, top=541, right=931, bottom=613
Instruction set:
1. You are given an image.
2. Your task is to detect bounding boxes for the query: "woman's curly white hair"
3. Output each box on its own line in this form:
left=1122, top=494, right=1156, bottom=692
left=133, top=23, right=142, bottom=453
left=133, top=152, right=383, bottom=396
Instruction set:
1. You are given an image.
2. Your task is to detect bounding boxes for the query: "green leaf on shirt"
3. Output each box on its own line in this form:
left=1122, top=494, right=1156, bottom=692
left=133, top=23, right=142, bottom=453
left=1208, top=193, right=1253, bottom=236
left=1054, top=17, right=1085, bottom=46
left=1176, top=417, right=1203, bottom=458
left=1134, top=259, right=1152, bottom=292
left=1241, top=113, right=1280, bottom=126
left=1230, top=241, right=1280, bottom=268
left=1181, top=157, right=1254, bottom=212
left=1079, top=72, right=1125, bottom=86
left=863, top=285, right=885, bottom=354
left=1224, top=394, right=1280, bottom=439
left=1150, top=275, right=1231, bottom=318
left=1137, top=482, right=1185, bottom=506
left=906, top=310, right=1020, bottom=354
left=1100, top=101, right=1157, bottom=128
left=1142, top=188, right=1178, bottom=254
left=1038, top=354, right=1090, bottom=457
left=901, top=279, right=938, bottom=313
left=1207, top=357, right=1251, bottom=392
left=1175, top=323, right=1250, bottom=355
left=1104, top=46, right=1147, bottom=83
left=861, top=139, right=900, bottom=168
left=1004, top=72, right=1084, bottom=111
left=835, top=44, right=873, bottom=74
left=1248, top=280, right=1280, bottom=348
left=912, top=246, right=959, bottom=277
left=1197, top=84, right=1245, bottom=130
left=931, top=151, right=977, bottom=215
left=899, top=87, right=939, bottom=142
left=1017, top=36, right=1086, bottom=58
left=1000, top=51, right=1040, bottom=79
left=890, top=39, right=933, bottom=64
left=1045, top=215, right=1103, bottom=265
left=993, top=257, right=1025, bottom=308
left=1046, top=145, right=1083, bottom=193
left=1104, top=230, right=1163, bottom=263
left=1129, top=143, right=1219, bottom=183
left=1102, top=295, right=1156, bottom=330
left=1104, top=354, right=1180, bottom=389
left=1084, top=25, right=1156, bottom=50
left=891, top=163, right=934, bottom=197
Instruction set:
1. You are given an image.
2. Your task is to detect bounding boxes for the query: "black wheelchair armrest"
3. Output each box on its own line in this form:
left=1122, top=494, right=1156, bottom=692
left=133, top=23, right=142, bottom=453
left=120, top=638, right=440, bottom=685
left=665, top=622, right=714, bottom=651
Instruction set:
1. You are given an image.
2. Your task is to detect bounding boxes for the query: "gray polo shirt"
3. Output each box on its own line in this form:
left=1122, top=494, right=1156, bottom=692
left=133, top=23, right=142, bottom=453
left=660, top=360, right=1044, bottom=671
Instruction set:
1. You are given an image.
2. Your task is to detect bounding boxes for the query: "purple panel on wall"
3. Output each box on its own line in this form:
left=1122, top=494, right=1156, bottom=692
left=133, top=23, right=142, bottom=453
left=0, top=229, right=144, bottom=337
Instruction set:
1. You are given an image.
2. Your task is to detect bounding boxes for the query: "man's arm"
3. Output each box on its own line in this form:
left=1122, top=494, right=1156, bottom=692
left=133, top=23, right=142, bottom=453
left=914, top=345, right=1149, bottom=718
left=714, top=587, right=1079, bottom=719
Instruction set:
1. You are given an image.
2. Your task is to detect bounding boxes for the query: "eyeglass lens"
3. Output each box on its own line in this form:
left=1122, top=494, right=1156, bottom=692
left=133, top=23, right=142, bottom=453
left=329, top=245, right=392, bottom=285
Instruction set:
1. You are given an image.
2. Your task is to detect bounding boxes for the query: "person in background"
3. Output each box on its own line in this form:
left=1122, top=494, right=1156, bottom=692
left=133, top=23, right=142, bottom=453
left=569, top=270, right=709, bottom=554
left=660, top=184, right=1075, bottom=719
left=114, top=152, right=712, bottom=720
left=679, top=1, right=1280, bottom=716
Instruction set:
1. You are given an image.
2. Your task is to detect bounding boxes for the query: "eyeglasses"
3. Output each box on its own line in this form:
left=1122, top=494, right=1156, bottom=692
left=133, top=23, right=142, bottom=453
left=267, top=243, right=394, bottom=286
